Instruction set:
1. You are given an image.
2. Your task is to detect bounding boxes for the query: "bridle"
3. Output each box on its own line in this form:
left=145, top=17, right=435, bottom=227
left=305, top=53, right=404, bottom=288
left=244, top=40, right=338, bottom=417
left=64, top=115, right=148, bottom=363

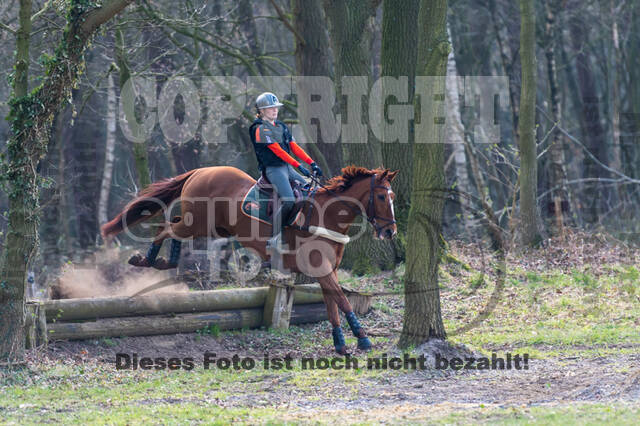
left=309, top=173, right=397, bottom=236
left=366, top=173, right=397, bottom=236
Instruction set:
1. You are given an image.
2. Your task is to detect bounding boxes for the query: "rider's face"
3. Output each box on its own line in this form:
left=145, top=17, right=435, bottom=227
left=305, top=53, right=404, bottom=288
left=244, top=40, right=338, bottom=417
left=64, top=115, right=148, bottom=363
left=261, top=106, right=279, bottom=122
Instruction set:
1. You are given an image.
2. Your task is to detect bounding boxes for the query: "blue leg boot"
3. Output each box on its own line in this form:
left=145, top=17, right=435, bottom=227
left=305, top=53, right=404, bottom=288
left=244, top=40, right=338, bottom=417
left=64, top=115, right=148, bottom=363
left=153, top=239, right=181, bottom=270
left=127, top=242, right=162, bottom=267
left=332, top=326, right=348, bottom=355
left=168, top=239, right=181, bottom=267
left=346, top=311, right=372, bottom=351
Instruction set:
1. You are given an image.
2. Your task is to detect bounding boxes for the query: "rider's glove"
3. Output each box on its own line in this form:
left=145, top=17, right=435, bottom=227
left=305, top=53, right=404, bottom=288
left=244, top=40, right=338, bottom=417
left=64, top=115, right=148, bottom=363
left=297, top=165, right=311, bottom=177
left=310, top=162, right=323, bottom=177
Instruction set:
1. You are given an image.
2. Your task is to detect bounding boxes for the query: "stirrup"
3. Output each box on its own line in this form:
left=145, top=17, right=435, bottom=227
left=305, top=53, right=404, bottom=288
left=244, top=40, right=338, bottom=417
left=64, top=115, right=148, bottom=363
left=266, top=233, right=283, bottom=252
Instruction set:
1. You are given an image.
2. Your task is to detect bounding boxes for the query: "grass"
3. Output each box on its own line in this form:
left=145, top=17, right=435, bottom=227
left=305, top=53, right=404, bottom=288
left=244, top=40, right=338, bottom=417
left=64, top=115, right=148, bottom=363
left=439, top=263, right=640, bottom=358
left=5, top=390, right=638, bottom=425
left=435, top=402, right=640, bottom=425
left=2, top=252, right=639, bottom=423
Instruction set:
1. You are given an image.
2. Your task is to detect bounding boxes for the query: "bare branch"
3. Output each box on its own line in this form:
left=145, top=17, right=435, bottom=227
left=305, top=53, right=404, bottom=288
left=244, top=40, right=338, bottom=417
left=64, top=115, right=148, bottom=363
left=0, top=20, right=16, bottom=34
left=80, top=0, right=135, bottom=37
left=267, top=0, right=305, bottom=45
left=536, top=105, right=640, bottom=185
left=31, top=0, right=52, bottom=23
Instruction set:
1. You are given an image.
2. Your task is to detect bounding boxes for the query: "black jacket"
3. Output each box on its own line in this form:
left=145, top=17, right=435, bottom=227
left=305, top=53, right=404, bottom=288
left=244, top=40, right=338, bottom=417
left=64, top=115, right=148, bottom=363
left=249, top=118, right=294, bottom=171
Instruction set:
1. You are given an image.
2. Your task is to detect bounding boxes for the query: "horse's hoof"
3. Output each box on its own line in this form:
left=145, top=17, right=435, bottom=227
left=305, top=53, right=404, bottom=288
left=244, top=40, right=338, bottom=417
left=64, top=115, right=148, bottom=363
left=357, top=336, right=372, bottom=351
left=128, top=253, right=150, bottom=267
left=152, top=257, right=177, bottom=270
left=335, top=345, right=349, bottom=356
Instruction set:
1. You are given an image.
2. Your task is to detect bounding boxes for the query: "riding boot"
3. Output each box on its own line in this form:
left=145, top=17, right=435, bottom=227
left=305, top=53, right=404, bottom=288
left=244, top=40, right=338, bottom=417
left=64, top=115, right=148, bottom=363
left=267, top=201, right=293, bottom=253
left=267, top=201, right=293, bottom=272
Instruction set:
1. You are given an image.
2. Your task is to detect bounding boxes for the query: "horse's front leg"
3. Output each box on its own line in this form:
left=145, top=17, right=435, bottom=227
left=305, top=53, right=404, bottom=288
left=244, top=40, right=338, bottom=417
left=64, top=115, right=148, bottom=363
left=320, top=289, right=347, bottom=355
left=318, top=270, right=372, bottom=353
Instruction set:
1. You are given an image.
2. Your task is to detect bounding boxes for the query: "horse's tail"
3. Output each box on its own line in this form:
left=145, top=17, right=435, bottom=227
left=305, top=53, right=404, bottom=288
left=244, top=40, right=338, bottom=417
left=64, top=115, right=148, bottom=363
left=101, top=169, right=197, bottom=239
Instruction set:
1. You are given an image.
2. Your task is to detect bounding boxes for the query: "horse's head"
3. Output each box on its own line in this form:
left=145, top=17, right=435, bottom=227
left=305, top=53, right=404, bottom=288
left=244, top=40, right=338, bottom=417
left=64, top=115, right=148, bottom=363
left=365, top=169, right=399, bottom=240
left=320, top=166, right=400, bottom=239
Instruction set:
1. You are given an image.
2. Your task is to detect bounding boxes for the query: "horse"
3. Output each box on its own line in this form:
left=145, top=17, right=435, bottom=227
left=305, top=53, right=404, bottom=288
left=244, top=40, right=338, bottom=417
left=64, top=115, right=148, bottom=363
left=101, top=165, right=398, bottom=354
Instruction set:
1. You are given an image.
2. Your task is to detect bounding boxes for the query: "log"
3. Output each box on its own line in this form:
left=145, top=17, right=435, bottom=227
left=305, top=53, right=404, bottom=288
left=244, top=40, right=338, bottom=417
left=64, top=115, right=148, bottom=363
left=341, top=285, right=374, bottom=315
left=47, top=308, right=264, bottom=341
left=290, top=303, right=328, bottom=324
left=46, top=303, right=329, bottom=341
left=43, top=284, right=325, bottom=321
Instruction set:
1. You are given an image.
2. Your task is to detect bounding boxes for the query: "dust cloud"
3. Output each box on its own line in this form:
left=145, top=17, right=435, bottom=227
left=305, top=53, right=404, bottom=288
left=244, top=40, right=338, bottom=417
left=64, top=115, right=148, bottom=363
left=53, top=248, right=189, bottom=299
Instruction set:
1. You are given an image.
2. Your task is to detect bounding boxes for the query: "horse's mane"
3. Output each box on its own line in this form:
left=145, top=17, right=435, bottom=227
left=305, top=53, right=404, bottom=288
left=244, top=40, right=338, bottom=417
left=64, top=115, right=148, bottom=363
left=321, top=165, right=389, bottom=192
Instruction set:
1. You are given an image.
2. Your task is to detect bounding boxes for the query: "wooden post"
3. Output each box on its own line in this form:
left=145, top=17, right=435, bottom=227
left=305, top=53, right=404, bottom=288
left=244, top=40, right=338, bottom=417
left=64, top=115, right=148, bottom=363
left=24, top=301, right=47, bottom=349
left=263, top=274, right=295, bottom=329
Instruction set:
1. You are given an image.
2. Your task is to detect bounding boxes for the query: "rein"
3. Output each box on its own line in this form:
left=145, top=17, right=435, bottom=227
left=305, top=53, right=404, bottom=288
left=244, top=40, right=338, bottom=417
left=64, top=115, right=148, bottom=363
left=308, top=173, right=396, bottom=236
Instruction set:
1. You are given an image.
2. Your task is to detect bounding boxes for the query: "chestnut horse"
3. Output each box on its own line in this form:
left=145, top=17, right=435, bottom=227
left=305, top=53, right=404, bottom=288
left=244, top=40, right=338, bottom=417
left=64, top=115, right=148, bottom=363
left=101, top=165, right=398, bottom=354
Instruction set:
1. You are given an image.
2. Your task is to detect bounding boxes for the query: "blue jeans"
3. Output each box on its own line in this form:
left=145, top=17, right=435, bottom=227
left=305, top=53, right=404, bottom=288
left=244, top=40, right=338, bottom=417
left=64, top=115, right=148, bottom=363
left=265, top=164, right=305, bottom=202
left=264, top=165, right=305, bottom=233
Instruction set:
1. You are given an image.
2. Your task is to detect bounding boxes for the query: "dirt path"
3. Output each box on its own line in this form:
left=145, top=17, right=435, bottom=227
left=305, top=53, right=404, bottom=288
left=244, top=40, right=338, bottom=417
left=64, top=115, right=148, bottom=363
left=43, top=333, right=640, bottom=411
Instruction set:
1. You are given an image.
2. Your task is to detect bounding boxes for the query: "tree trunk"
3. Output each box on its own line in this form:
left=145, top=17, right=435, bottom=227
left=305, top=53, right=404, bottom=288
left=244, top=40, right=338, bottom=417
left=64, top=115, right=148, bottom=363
left=517, top=0, right=539, bottom=246
left=39, top=110, right=67, bottom=278
left=0, top=0, right=33, bottom=364
left=544, top=0, right=568, bottom=232
left=323, top=0, right=396, bottom=273
left=398, top=0, right=448, bottom=348
left=291, top=0, right=341, bottom=176
left=379, top=0, right=420, bottom=252
left=445, top=24, right=471, bottom=231
left=568, top=0, right=609, bottom=223
left=239, top=0, right=266, bottom=75
left=115, top=26, right=151, bottom=189
left=98, top=71, right=117, bottom=228
left=0, top=0, right=135, bottom=363
left=608, top=0, right=623, bottom=194
left=488, top=0, right=520, bottom=139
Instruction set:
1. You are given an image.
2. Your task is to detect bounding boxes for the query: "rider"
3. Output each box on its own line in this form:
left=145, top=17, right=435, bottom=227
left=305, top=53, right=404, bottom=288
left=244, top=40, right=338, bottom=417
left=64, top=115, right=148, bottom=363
left=249, top=92, right=323, bottom=251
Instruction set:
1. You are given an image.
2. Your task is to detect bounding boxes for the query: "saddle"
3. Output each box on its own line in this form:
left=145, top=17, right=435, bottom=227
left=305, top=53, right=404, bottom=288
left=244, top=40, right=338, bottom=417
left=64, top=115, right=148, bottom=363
left=241, top=172, right=310, bottom=226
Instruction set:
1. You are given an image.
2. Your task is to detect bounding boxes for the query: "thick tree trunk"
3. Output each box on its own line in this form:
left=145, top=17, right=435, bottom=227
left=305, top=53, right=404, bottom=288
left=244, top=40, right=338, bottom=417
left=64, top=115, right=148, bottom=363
left=379, top=0, right=420, bottom=252
left=292, top=0, right=341, bottom=176
left=0, top=0, right=135, bottom=363
left=323, top=0, right=382, bottom=166
left=398, top=0, right=448, bottom=348
left=0, top=0, right=33, bottom=364
left=323, top=0, right=395, bottom=273
left=517, top=0, right=539, bottom=246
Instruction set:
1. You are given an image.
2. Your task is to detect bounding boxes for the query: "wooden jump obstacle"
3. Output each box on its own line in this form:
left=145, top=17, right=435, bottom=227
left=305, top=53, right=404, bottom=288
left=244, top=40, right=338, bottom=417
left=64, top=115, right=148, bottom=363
left=24, top=279, right=373, bottom=347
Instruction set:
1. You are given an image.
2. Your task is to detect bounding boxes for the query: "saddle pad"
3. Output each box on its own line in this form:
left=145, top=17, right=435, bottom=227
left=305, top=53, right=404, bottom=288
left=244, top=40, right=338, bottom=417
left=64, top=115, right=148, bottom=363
left=241, top=184, right=304, bottom=226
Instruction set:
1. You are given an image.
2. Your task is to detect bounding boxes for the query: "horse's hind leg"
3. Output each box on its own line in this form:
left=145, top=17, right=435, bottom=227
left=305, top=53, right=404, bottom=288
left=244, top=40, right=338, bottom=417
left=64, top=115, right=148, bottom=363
left=128, top=216, right=182, bottom=269
left=151, top=217, right=191, bottom=270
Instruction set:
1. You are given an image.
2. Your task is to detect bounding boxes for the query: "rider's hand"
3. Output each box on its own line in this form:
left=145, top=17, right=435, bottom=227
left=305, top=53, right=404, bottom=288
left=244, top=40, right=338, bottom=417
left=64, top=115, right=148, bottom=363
left=310, top=162, right=323, bottom=177
left=297, top=165, right=311, bottom=177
